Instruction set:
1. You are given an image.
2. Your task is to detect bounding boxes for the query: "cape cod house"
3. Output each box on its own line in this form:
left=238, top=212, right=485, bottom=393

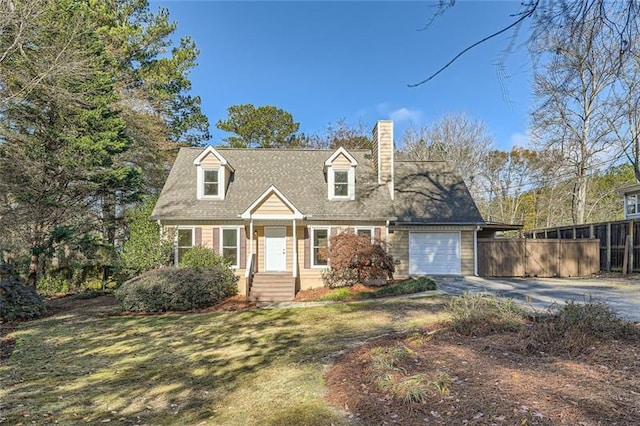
left=151, top=120, right=486, bottom=301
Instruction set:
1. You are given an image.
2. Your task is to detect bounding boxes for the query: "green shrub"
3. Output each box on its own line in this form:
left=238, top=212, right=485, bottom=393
left=521, top=300, right=640, bottom=356
left=37, top=276, right=71, bottom=296
left=117, top=197, right=172, bottom=281
left=1, top=275, right=46, bottom=321
left=115, top=266, right=238, bottom=312
left=357, top=277, right=436, bottom=299
left=180, top=246, right=230, bottom=270
left=319, top=287, right=351, bottom=301
left=447, top=293, right=526, bottom=336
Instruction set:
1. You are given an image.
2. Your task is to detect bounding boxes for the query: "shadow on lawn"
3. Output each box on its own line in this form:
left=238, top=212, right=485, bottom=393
left=2, top=295, right=447, bottom=425
left=3, top=300, right=306, bottom=424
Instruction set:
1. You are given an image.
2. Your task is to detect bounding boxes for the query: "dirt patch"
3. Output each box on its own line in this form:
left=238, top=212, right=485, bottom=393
left=325, top=328, right=640, bottom=425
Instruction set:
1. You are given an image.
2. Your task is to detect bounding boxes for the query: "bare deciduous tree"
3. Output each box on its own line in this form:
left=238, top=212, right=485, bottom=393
left=400, top=113, right=494, bottom=199
left=531, top=4, right=623, bottom=225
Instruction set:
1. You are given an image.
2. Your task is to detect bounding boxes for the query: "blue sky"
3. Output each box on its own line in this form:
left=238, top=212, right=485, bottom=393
left=153, top=1, right=533, bottom=150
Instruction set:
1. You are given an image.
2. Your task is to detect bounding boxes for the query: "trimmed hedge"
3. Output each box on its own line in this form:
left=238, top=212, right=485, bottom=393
left=1, top=277, right=46, bottom=321
left=115, top=266, right=238, bottom=312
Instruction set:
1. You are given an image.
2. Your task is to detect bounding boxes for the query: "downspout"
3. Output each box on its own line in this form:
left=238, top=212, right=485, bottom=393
left=474, top=225, right=481, bottom=276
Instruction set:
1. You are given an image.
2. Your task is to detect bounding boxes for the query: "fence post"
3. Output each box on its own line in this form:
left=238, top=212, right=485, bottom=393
left=606, top=222, right=612, bottom=272
left=629, top=220, right=634, bottom=273
left=589, top=224, right=594, bottom=239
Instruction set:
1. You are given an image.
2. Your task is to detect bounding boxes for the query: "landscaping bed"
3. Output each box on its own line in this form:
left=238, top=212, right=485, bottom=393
left=324, top=296, right=640, bottom=425
left=325, top=328, right=640, bottom=425
left=294, top=277, right=436, bottom=302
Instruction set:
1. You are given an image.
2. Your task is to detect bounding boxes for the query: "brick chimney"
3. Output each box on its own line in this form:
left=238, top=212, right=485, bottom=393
left=372, top=120, right=394, bottom=199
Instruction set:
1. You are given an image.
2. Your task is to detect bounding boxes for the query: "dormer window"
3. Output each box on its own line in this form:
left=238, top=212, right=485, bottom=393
left=193, top=146, right=234, bottom=200
left=203, top=169, right=219, bottom=197
left=324, top=147, right=357, bottom=201
left=334, top=171, right=349, bottom=197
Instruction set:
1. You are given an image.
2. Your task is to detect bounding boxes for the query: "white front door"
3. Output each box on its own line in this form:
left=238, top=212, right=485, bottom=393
left=265, top=227, right=287, bottom=271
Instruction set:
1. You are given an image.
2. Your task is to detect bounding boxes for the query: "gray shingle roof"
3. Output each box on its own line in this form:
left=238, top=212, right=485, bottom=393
left=151, top=147, right=485, bottom=225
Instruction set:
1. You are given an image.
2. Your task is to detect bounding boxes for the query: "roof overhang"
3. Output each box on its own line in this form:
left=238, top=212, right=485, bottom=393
left=617, top=182, right=640, bottom=196
left=324, top=146, right=358, bottom=168
left=241, top=185, right=304, bottom=220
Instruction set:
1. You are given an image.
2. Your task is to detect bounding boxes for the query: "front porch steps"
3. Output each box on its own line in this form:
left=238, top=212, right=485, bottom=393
left=249, top=272, right=295, bottom=302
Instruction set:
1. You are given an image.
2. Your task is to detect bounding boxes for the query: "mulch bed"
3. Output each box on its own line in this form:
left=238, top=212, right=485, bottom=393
left=324, top=328, right=640, bottom=425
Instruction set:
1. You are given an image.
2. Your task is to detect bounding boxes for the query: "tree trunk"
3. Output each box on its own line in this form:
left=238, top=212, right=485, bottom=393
left=27, top=252, right=39, bottom=287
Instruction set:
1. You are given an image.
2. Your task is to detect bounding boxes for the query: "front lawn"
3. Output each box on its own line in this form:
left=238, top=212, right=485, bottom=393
left=0, top=295, right=445, bottom=425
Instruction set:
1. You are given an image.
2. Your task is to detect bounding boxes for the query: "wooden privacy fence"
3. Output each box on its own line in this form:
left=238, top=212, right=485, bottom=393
left=477, top=239, right=600, bottom=278
left=526, top=219, right=640, bottom=273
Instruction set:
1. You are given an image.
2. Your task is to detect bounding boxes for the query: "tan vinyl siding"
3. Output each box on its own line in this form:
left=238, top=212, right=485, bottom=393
left=253, top=193, right=294, bottom=216
left=297, top=226, right=325, bottom=289
left=389, top=230, right=409, bottom=277
left=200, top=226, right=213, bottom=249
left=373, top=120, right=393, bottom=184
left=286, top=226, right=293, bottom=272
left=460, top=230, right=475, bottom=275
left=200, top=152, right=221, bottom=167
left=331, top=153, right=352, bottom=168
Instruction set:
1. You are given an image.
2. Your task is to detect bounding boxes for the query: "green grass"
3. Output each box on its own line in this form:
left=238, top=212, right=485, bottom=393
left=0, top=295, right=447, bottom=425
left=356, top=277, right=436, bottom=300
left=319, top=287, right=352, bottom=301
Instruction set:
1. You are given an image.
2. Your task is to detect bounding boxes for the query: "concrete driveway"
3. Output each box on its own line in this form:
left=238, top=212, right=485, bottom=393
left=436, top=276, right=640, bottom=322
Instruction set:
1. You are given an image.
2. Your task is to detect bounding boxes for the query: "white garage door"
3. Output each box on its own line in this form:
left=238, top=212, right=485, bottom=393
left=409, top=232, right=461, bottom=275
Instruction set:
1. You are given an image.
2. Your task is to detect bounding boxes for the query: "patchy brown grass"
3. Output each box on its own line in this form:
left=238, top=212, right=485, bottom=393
left=325, top=322, right=640, bottom=425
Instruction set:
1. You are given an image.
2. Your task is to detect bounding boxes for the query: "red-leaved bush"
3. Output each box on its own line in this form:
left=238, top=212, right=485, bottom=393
left=320, top=233, right=394, bottom=287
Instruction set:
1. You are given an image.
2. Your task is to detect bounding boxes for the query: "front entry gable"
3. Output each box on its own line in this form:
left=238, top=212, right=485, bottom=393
left=241, top=185, right=303, bottom=220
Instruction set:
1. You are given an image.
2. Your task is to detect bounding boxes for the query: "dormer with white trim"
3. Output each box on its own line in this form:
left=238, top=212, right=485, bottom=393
left=324, top=147, right=357, bottom=200
left=193, top=146, right=235, bottom=200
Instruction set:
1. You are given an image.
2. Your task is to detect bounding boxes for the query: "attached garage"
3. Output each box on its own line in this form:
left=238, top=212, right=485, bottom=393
left=409, top=232, right=461, bottom=275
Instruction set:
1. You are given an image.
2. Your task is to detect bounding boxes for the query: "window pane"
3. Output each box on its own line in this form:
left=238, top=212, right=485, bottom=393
left=627, top=195, right=636, bottom=214
left=222, top=229, right=237, bottom=246
left=204, top=170, right=218, bottom=183
left=203, top=170, right=219, bottom=196
left=357, top=229, right=372, bottom=238
left=334, top=183, right=348, bottom=196
left=313, top=229, right=327, bottom=247
left=223, top=247, right=237, bottom=265
left=334, top=171, right=348, bottom=183
left=204, top=183, right=218, bottom=196
left=177, top=229, right=193, bottom=247
left=313, top=229, right=328, bottom=266
left=178, top=247, right=191, bottom=264
left=314, top=248, right=327, bottom=265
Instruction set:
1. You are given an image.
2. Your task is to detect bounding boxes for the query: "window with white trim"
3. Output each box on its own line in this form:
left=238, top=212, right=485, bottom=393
left=328, top=167, right=355, bottom=200
left=176, top=228, right=194, bottom=264
left=203, top=169, right=219, bottom=196
left=626, top=194, right=640, bottom=217
left=311, top=227, right=329, bottom=267
left=334, top=171, right=348, bottom=197
left=221, top=228, right=239, bottom=267
left=356, top=227, right=373, bottom=241
left=197, top=167, right=224, bottom=200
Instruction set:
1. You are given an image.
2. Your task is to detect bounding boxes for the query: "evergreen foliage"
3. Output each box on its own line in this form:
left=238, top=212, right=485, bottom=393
left=115, top=266, right=238, bottom=312
left=117, top=197, right=172, bottom=281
